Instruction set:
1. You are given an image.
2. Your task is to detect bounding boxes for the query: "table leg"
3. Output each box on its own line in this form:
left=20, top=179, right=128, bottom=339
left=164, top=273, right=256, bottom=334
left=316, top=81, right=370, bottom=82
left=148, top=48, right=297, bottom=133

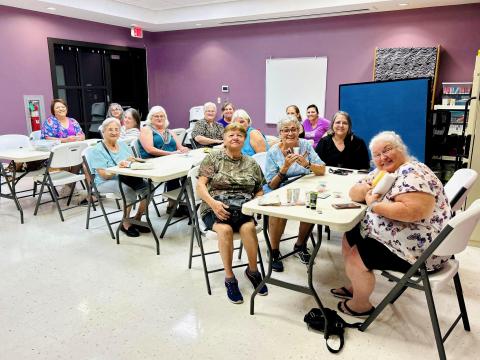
left=159, top=179, right=188, bottom=239
left=0, top=162, right=24, bottom=223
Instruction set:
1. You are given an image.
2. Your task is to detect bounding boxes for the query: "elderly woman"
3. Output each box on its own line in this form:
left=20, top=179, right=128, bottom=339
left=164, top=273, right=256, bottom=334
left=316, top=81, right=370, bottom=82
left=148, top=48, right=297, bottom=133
left=217, top=102, right=235, bottom=127
left=197, top=123, right=268, bottom=304
left=191, top=102, right=224, bottom=148
left=302, top=104, right=330, bottom=147
left=265, top=116, right=325, bottom=272
left=88, top=118, right=150, bottom=238
left=315, top=111, right=370, bottom=170
left=120, top=108, right=141, bottom=139
left=231, top=109, right=269, bottom=156
left=333, top=131, right=451, bottom=318
left=285, top=105, right=305, bottom=138
left=41, top=98, right=85, bottom=142
left=106, top=103, right=124, bottom=125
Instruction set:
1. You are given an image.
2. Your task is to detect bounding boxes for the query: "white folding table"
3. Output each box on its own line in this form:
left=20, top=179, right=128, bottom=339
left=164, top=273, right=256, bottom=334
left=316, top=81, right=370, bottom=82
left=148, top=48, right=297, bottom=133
left=106, top=149, right=206, bottom=254
left=241, top=169, right=366, bottom=316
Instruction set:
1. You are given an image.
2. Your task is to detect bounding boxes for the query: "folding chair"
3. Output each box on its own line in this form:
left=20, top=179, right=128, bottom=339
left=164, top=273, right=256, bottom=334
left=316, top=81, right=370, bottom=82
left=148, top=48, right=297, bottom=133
left=171, top=128, right=187, bottom=145
left=444, top=168, right=478, bottom=212
left=29, top=130, right=41, bottom=141
left=33, top=142, right=88, bottom=221
left=82, top=147, right=123, bottom=239
left=130, top=139, right=141, bottom=157
left=360, top=199, right=480, bottom=360
left=185, top=165, right=265, bottom=295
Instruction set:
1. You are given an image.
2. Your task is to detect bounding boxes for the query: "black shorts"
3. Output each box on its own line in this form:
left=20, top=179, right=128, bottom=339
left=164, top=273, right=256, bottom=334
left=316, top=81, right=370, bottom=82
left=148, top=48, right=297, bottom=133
left=345, top=225, right=411, bottom=272
left=202, top=211, right=254, bottom=232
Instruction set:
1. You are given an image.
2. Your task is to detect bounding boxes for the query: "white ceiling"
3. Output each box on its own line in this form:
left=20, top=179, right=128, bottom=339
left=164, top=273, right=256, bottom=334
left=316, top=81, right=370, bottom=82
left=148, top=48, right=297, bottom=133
left=1, top=0, right=479, bottom=32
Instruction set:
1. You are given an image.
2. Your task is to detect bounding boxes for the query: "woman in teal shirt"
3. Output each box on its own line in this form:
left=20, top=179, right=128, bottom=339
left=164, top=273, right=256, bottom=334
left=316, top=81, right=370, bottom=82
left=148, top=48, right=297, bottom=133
left=231, top=109, right=268, bottom=156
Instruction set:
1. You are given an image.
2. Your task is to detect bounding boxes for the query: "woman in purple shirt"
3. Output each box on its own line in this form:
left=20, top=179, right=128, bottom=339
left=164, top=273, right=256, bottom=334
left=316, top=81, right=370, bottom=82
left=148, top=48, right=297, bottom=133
left=302, top=104, right=330, bottom=147
left=41, top=99, right=85, bottom=143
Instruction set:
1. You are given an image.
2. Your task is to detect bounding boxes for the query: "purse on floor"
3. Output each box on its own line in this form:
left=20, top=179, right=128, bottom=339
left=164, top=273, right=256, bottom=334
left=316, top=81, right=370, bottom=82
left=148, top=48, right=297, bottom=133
left=304, top=307, right=361, bottom=353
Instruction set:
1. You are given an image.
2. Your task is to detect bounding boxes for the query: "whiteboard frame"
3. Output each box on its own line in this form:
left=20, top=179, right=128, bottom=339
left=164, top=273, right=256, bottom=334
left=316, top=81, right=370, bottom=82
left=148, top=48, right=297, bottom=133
left=265, top=57, right=328, bottom=125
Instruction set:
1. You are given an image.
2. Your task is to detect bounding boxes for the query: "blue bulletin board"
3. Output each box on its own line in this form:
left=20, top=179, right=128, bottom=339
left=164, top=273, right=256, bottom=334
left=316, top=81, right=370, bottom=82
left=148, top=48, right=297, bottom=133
left=339, top=78, right=431, bottom=162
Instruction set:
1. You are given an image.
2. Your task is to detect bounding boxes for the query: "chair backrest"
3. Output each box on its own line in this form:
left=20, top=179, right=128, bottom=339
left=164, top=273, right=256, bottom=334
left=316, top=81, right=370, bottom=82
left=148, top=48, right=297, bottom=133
left=187, top=166, right=201, bottom=203
left=81, top=146, right=96, bottom=178
left=131, top=139, right=141, bottom=157
left=434, top=199, right=480, bottom=256
left=98, top=125, right=104, bottom=138
left=252, top=152, right=267, bottom=175
left=119, top=137, right=135, bottom=146
left=189, top=106, right=204, bottom=122
left=50, top=142, right=88, bottom=168
left=444, top=168, right=478, bottom=211
left=0, top=134, right=32, bottom=151
left=265, top=135, right=279, bottom=147
left=171, top=128, right=186, bottom=144
left=29, top=130, right=42, bottom=141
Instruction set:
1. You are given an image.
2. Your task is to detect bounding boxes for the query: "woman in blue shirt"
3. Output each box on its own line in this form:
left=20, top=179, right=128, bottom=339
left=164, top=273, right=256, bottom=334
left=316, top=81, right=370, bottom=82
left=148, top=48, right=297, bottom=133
left=88, top=117, right=149, bottom=237
left=265, top=115, right=325, bottom=272
left=231, top=109, right=268, bottom=156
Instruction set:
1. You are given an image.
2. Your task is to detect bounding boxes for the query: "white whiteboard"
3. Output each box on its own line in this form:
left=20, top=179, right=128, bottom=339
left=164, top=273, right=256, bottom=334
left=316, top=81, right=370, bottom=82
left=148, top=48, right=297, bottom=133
left=265, top=57, right=328, bottom=124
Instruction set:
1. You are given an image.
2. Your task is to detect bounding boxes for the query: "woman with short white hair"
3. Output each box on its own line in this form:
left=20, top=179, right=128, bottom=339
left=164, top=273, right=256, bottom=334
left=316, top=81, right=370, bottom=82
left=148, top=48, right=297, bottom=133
left=231, top=109, right=268, bottom=156
left=88, top=117, right=149, bottom=237
left=191, top=102, right=224, bottom=148
left=332, top=131, right=451, bottom=318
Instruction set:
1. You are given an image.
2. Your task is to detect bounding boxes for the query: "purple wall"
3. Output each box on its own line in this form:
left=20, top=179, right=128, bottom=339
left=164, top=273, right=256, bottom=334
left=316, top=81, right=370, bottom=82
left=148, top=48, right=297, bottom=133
left=149, top=4, right=480, bottom=134
left=0, top=6, right=153, bottom=135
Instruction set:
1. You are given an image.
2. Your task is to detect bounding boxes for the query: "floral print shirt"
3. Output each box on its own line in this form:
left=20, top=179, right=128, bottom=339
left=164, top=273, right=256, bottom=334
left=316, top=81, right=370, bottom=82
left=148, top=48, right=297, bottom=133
left=359, top=161, right=451, bottom=270
left=40, top=115, right=84, bottom=139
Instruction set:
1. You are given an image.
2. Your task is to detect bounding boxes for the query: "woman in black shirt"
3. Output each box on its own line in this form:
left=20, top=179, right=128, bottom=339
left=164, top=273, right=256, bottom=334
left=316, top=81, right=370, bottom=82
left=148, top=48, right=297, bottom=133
left=315, top=111, right=370, bottom=170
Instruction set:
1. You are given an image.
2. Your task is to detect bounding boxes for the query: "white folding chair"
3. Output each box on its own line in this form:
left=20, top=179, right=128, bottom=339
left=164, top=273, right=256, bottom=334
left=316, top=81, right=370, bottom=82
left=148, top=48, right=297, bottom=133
left=265, top=135, right=279, bottom=147
left=82, top=147, right=123, bottom=239
left=444, top=168, right=478, bottom=212
left=130, top=139, right=141, bottom=157
left=252, top=152, right=267, bottom=175
left=33, top=142, right=88, bottom=221
left=361, top=199, right=480, bottom=360
left=171, top=128, right=186, bottom=145
left=185, top=166, right=265, bottom=295
left=29, top=130, right=42, bottom=141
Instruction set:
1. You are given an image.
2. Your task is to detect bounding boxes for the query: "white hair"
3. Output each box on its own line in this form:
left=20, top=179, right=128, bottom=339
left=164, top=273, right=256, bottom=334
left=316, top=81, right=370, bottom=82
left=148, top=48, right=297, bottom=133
left=146, top=105, right=169, bottom=128
left=101, top=117, right=121, bottom=134
left=232, top=109, right=252, bottom=126
left=369, top=131, right=409, bottom=157
left=203, top=102, right=217, bottom=113
left=277, top=115, right=300, bottom=133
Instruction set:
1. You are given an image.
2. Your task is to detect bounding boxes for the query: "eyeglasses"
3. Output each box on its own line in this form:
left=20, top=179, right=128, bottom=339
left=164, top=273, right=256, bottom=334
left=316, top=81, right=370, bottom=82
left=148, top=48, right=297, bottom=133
left=373, top=146, right=396, bottom=159
left=281, top=128, right=298, bottom=134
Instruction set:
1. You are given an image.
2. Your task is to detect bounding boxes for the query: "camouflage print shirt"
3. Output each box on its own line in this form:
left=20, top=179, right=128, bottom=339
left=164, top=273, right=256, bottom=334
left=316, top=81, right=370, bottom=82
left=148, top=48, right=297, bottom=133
left=198, top=150, right=266, bottom=216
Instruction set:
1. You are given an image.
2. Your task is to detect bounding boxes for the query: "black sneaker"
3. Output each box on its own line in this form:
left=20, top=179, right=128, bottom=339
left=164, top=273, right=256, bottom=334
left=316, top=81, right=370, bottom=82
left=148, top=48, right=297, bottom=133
left=245, top=269, right=268, bottom=296
left=225, top=278, right=243, bottom=304
left=294, top=244, right=311, bottom=264
left=120, top=224, right=140, bottom=237
left=272, top=256, right=284, bottom=272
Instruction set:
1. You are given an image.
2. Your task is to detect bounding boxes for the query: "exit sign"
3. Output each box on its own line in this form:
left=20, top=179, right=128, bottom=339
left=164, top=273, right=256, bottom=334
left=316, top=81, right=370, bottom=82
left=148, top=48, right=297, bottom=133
left=131, top=26, right=143, bottom=38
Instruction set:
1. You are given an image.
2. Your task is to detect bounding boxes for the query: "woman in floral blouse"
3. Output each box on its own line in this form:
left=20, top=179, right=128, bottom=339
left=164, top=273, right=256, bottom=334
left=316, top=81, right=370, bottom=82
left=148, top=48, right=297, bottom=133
left=41, top=99, right=85, bottom=142
left=333, top=131, right=451, bottom=318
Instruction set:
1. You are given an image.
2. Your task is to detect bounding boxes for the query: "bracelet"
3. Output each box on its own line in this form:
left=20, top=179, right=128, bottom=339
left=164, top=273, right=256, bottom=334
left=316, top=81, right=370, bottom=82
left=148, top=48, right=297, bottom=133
left=277, top=171, right=286, bottom=181
left=305, top=161, right=311, bottom=170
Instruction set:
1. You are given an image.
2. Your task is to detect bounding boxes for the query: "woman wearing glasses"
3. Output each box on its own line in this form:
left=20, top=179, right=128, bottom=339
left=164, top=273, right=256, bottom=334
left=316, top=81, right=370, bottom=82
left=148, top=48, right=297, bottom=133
left=332, top=131, right=451, bottom=318
left=264, top=116, right=325, bottom=272
left=315, top=111, right=370, bottom=170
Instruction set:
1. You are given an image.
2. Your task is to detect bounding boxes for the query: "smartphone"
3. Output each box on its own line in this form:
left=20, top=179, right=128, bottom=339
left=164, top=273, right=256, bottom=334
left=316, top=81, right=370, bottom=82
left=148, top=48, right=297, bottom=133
left=332, top=203, right=361, bottom=209
left=133, top=157, right=146, bottom=163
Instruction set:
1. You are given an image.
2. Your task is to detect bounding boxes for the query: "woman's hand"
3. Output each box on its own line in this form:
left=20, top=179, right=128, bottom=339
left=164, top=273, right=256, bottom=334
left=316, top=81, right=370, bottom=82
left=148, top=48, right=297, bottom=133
left=118, top=160, right=130, bottom=168
left=178, top=146, right=190, bottom=153
left=295, top=151, right=310, bottom=168
left=281, top=153, right=298, bottom=172
left=365, top=189, right=381, bottom=206
left=211, top=200, right=230, bottom=221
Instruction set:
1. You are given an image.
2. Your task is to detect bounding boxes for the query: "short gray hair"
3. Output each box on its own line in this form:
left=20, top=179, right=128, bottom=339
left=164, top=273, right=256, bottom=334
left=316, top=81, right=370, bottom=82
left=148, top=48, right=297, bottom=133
left=101, top=117, right=121, bottom=134
left=203, top=102, right=217, bottom=113
left=369, top=131, right=409, bottom=156
left=146, top=106, right=169, bottom=128
left=232, top=109, right=252, bottom=126
left=277, top=115, right=300, bottom=134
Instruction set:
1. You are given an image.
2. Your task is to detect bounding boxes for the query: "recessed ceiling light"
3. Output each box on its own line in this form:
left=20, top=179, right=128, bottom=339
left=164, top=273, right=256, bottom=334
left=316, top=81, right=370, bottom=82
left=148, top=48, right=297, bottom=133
left=398, top=2, right=409, bottom=6
left=195, top=23, right=202, bottom=26
left=47, top=7, right=56, bottom=10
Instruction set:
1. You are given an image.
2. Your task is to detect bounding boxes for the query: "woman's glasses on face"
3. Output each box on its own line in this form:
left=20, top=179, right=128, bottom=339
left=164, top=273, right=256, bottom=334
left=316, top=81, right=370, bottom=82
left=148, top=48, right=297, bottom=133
left=373, top=146, right=396, bottom=159
left=281, top=128, right=298, bottom=134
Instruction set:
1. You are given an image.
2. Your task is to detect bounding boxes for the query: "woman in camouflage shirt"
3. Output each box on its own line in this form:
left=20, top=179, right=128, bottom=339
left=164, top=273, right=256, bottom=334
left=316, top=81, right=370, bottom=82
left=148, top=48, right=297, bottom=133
left=197, top=123, right=268, bottom=304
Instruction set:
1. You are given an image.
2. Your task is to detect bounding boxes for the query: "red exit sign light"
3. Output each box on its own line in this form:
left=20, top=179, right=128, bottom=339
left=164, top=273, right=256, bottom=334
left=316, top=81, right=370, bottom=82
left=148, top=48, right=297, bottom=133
left=131, top=26, right=143, bottom=38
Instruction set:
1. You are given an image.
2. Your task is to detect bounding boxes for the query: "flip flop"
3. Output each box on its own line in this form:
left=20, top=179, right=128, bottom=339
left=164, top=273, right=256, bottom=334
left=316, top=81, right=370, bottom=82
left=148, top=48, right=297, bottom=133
left=330, top=286, right=353, bottom=299
left=337, top=300, right=375, bottom=318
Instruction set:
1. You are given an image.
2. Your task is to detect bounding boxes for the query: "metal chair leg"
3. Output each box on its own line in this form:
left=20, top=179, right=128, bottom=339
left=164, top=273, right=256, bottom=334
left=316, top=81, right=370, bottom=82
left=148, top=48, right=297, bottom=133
left=453, top=273, right=470, bottom=331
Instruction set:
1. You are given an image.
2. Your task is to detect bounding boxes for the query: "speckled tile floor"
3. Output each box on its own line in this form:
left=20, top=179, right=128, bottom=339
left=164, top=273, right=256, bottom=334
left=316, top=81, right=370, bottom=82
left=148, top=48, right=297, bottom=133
left=1, top=181, right=480, bottom=360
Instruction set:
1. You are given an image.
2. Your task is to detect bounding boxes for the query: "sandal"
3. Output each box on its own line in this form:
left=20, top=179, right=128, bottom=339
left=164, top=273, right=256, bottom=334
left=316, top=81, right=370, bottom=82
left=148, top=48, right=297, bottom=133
left=337, top=300, right=375, bottom=318
left=330, top=286, right=353, bottom=299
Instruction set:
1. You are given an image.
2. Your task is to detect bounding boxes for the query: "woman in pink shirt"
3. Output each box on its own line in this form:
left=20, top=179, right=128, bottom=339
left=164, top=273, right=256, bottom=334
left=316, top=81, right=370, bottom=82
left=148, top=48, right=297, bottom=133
left=302, top=104, right=330, bottom=147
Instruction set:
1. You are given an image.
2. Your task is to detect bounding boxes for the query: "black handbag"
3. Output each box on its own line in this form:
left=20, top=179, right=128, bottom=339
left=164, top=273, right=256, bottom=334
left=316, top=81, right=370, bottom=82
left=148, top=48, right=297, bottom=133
left=304, top=308, right=361, bottom=353
left=213, top=194, right=252, bottom=227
